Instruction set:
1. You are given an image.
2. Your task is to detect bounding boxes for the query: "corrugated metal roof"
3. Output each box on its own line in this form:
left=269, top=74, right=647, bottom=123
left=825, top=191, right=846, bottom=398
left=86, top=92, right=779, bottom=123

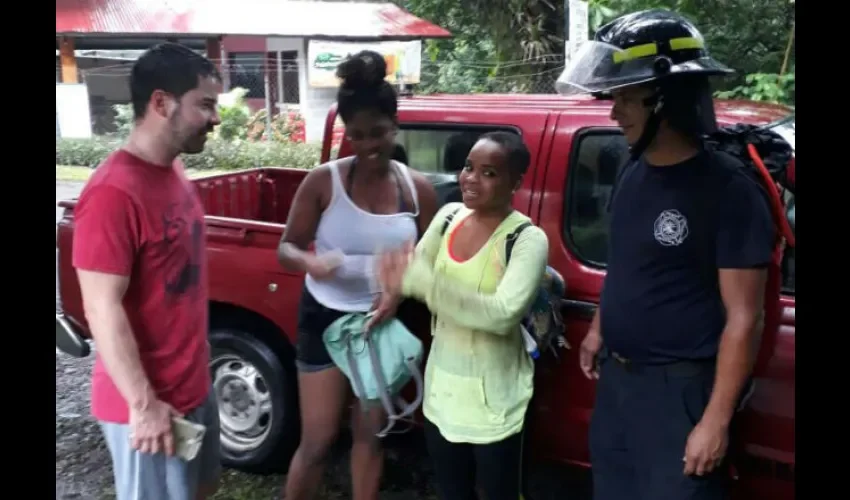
left=56, top=0, right=452, bottom=40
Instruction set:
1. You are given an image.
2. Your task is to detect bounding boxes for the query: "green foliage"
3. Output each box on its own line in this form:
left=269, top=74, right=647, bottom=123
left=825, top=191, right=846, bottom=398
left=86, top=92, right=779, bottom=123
left=418, top=39, right=503, bottom=94
left=245, top=109, right=307, bottom=143
left=181, top=138, right=320, bottom=171
left=56, top=136, right=321, bottom=171
left=396, top=0, right=564, bottom=94
left=715, top=71, right=795, bottom=105
left=397, top=0, right=794, bottom=100
left=56, top=136, right=122, bottom=168
left=587, top=0, right=617, bottom=31
left=112, top=103, right=134, bottom=138
left=213, top=87, right=251, bottom=141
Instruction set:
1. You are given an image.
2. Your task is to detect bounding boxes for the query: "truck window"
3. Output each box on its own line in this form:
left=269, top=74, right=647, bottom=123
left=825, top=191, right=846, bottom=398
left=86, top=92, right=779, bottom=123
left=395, top=127, right=515, bottom=174
left=564, top=130, right=630, bottom=266
left=394, top=125, right=522, bottom=208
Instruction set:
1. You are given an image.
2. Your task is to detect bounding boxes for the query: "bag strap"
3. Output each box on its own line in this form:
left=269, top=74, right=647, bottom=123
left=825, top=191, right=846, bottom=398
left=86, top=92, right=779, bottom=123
left=343, top=313, right=423, bottom=438
left=692, top=148, right=774, bottom=278
left=366, top=334, right=423, bottom=438
left=442, top=205, right=533, bottom=265
left=505, top=222, right=532, bottom=265
left=440, top=206, right=462, bottom=236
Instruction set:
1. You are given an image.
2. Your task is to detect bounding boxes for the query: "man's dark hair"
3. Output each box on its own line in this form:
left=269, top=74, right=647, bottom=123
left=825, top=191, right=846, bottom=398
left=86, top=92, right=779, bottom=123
left=479, top=131, right=531, bottom=180
left=335, top=50, right=398, bottom=124
left=130, top=42, right=220, bottom=119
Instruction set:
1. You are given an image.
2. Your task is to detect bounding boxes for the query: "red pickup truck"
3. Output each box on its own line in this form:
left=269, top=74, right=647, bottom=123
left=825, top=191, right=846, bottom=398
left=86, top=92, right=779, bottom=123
left=56, top=93, right=795, bottom=499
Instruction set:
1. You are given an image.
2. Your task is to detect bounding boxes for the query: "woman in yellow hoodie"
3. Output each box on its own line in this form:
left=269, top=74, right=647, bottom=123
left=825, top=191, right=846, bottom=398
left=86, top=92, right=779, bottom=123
left=378, top=131, right=549, bottom=500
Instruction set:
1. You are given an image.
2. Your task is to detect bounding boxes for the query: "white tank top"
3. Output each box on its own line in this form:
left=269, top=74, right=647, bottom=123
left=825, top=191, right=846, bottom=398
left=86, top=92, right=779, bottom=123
left=304, top=159, right=420, bottom=312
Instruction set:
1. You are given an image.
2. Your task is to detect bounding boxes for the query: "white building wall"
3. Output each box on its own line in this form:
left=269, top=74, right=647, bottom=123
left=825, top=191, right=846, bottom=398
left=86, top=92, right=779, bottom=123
left=303, top=85, right=337, bottom=144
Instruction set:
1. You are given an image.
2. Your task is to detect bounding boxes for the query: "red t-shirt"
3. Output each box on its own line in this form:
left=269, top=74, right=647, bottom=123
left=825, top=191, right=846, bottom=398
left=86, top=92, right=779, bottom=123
left=72, top=149, right=210, bottom=424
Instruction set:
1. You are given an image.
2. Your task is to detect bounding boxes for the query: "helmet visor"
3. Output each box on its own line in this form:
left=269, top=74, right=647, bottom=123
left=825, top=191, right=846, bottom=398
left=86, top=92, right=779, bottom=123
left=556, top=41, right=660, bottom=95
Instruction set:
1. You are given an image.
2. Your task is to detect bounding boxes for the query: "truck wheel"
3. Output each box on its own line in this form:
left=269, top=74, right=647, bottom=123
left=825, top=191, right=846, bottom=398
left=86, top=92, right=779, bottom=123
left=209, top=326, right=300, bottom=474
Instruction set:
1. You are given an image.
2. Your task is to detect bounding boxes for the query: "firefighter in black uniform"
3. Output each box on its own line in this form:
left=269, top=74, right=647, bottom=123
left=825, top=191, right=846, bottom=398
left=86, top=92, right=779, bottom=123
left=556, top=9, right=775, bottom=500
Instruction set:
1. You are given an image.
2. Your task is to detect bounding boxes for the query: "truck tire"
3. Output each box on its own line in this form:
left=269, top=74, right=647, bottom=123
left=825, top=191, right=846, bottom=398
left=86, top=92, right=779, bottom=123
left=209, top=326, right=300, bottom=474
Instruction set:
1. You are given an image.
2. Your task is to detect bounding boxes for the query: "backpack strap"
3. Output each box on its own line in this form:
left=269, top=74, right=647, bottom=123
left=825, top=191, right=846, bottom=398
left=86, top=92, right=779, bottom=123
left=693, top=148, right=774, bottom=274
left=440, top=206, right=462, bottom=236
left=505, top=221, right=533, bottom=265
left=441, top=206, right=532, bottom=265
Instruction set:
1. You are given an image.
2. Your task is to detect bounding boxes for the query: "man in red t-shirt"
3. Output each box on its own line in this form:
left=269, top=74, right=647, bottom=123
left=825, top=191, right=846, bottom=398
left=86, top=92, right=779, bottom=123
left=72, top=43, right=222, bottom=500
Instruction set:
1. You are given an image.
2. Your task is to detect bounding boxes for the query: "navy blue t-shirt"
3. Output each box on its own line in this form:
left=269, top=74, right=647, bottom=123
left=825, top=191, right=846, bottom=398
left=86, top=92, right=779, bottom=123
left=599, top=149, right=776, bottom=363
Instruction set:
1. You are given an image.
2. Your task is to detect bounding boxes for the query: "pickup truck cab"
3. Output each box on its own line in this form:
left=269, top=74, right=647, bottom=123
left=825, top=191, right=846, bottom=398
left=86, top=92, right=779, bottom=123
left=56, top=93, right=795, bottom=499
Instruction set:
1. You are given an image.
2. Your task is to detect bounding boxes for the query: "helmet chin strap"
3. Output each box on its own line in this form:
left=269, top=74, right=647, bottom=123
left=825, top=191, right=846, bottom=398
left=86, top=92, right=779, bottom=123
left=628, top=91, right=665, bottom=162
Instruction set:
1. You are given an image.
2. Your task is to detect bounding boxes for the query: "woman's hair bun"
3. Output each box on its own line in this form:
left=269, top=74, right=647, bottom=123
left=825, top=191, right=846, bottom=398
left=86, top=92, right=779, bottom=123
left=335, top=50, right=388, bottom=90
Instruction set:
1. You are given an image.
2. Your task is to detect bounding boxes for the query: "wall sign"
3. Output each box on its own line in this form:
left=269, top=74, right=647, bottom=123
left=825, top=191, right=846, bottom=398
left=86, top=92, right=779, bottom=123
left=307, top=40, right=422, bottom=88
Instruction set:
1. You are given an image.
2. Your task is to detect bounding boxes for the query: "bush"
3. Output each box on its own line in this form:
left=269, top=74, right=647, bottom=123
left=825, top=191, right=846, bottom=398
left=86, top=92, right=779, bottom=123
left=112, top=103, right=134, bottom=138
left=213, top=87, right=252, bottom=141
left=56, top=135, right=322, bottom=171
left=56, top=136, right=122, bottom=168
left=246, top=109, right=306, bottom=143
left=182, top=138, right=321, bottom=171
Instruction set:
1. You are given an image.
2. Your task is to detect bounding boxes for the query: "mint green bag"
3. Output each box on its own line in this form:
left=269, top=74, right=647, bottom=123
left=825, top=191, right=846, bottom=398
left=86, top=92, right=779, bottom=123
left=322, top=312, right=424, bottom=437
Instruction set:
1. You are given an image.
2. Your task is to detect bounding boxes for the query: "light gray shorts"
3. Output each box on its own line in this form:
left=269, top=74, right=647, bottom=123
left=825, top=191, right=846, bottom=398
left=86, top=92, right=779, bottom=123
left=99, top=389, right=221, bottom=500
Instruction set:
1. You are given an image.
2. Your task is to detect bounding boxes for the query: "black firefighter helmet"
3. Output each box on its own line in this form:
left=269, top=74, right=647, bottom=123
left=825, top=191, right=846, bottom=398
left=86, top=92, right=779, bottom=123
left=556, top=9, right=733, bottom=95
left=556, top=9, right=735, bottom=157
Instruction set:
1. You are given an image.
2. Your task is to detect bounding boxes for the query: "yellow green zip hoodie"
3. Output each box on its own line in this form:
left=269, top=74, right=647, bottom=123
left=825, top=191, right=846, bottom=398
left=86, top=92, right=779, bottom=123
left=401, top=202, right=549, bottom=444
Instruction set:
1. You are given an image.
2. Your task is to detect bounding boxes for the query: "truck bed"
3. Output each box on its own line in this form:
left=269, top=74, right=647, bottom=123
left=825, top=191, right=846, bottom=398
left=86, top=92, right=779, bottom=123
left=56, top=167, right=310, bottom=348
left=193, top=167, right=308, bottom=224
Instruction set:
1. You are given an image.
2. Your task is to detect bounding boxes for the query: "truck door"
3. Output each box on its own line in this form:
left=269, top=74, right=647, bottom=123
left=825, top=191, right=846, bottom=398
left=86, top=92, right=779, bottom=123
left=527, top=111, right=629, bottom=467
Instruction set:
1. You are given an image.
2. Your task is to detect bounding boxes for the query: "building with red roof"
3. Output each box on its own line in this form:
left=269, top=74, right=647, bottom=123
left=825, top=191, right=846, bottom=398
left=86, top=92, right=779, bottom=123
left=56, top=0, right=451, bottom=140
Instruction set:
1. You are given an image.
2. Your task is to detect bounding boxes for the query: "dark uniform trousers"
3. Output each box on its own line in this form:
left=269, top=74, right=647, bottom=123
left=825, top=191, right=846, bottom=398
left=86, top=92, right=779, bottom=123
left=589, top=349, right=734, bottom=500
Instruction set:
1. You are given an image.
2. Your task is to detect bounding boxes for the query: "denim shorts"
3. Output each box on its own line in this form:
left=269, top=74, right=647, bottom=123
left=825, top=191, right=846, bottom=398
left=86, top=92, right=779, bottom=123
left=295, top=286, right=350, bottom=372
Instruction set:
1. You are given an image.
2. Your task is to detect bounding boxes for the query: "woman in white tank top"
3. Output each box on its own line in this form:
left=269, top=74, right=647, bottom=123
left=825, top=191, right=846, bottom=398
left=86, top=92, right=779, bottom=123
left=277, top=50, right=437, bottom=500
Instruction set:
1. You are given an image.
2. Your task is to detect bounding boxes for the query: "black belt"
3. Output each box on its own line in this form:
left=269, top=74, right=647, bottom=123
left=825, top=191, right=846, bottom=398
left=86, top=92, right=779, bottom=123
left=604, top=349, right=755, bottom=411
left=604, top=349, right=716, bottom=377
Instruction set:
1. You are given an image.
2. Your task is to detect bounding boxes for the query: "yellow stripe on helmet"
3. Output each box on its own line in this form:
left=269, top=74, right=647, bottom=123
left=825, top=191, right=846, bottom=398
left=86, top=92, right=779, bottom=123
left=611, top=36, right=704, bottom=63
left=669, top=36, right=704, bottom=51
left=612, top=42, right=657, bottom=63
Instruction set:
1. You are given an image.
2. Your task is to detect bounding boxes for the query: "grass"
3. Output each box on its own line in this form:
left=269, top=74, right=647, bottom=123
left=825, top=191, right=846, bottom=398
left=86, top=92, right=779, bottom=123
left=56, top=165, right=96, bottom=182
left=210, top=469, right=284, bottom=500
left=56, top=165, right=232, bottom=182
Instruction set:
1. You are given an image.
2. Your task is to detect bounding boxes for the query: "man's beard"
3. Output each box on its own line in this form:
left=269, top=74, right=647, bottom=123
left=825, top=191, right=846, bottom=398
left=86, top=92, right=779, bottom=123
left=180, top=130, right=208, bottom=154
left=169, top=108, right=209, bottom=155
left=173, top=123, right=210, bottom=155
